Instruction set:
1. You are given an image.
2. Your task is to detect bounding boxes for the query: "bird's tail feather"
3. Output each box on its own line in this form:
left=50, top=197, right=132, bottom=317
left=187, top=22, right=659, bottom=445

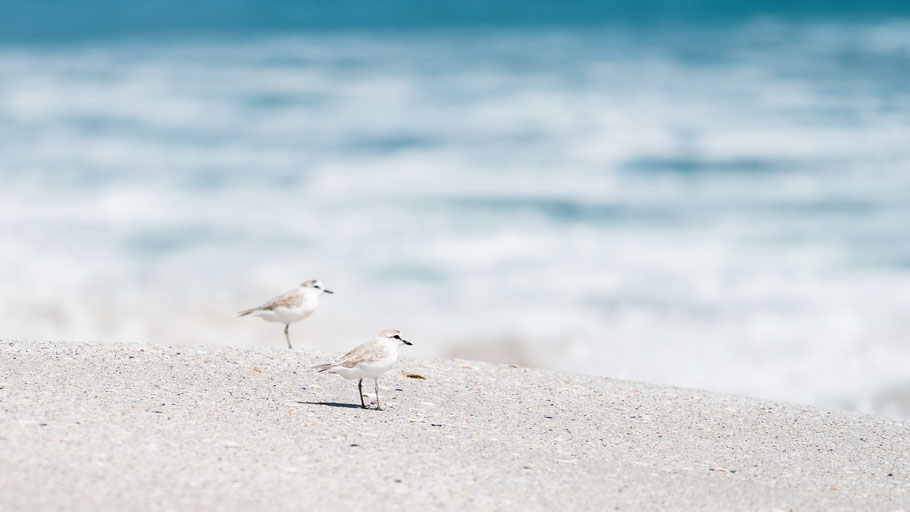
left=310, top=363, right=333, bottom=372
left=237, top=308, right=257, bottom=317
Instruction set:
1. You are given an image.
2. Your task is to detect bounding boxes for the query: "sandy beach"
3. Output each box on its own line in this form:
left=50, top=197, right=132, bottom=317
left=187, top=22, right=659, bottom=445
left=1, top=339, right=907, bottom=510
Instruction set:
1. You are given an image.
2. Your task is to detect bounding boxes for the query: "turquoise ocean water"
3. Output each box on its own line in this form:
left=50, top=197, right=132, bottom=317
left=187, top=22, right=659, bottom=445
left=2, top=4, right=910, bottom=416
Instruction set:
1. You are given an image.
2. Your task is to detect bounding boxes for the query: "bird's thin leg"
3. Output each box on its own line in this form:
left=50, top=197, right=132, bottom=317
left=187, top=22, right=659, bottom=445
left=374, top=378, right=382, bottom=411
left=358, top=379, right=366, bottom=408
left=284, top=324, right=292, bottom=349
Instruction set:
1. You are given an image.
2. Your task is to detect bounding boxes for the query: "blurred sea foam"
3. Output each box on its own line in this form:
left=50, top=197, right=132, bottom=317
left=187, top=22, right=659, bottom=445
left=2, top=18, right=910, bottom=416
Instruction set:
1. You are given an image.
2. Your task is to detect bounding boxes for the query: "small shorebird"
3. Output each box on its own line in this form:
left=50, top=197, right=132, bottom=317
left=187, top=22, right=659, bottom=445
left=312, top=329, right=413, bottom=410
left=238, top=279, right=333, bottom=349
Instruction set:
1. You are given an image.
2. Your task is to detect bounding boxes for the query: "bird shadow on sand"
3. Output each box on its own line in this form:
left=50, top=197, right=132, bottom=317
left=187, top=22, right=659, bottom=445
left=297, top=401, right=362, bottom=409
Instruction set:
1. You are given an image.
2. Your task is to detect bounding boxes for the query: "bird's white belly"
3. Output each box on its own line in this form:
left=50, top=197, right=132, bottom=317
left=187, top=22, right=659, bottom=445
left=331, top=355, right=397, bottom=380
left=254, top=306, right=314, bottom=324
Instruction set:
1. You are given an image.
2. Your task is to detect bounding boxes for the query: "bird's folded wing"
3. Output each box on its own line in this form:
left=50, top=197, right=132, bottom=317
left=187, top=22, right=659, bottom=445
left=334, top=341, right=382, bottom=368
left=254, top=289, right=303, bottom=311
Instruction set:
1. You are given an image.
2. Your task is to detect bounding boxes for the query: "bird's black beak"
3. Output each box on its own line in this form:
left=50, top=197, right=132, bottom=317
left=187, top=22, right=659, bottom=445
left=324, top=289, right=334, bottom=294
left=402, top=339, right=412, bottom=345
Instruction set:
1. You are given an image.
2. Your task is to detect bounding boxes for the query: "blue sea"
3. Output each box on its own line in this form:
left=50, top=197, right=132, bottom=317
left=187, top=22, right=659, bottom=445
left=2, top=4, right=910, bottom=416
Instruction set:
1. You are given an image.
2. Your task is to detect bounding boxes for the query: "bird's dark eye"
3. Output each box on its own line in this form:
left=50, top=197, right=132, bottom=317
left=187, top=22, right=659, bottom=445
left=393, top=334, right=401, bottom=340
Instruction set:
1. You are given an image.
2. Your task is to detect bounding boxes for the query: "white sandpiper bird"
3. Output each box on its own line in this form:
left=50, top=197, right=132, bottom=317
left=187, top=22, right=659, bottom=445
left=312, top=329, right=413, bottom=410
left=238, top=279, right=333, bottom=349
